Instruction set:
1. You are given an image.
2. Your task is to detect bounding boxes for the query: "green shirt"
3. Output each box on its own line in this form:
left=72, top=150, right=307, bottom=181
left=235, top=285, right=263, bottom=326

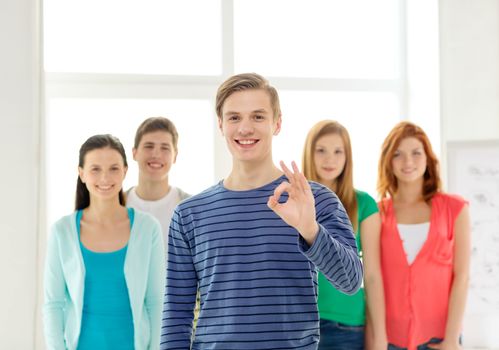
left=317, top=190, right=378, bottom=325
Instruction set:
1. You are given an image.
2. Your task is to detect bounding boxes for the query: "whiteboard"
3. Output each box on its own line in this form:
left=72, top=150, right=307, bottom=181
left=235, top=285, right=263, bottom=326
left=447, top=140, right=499, bottom=349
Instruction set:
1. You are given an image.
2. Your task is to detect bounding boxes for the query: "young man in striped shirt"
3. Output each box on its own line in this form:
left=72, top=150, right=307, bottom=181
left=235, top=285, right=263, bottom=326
left=161, top=73, right=363, bottom=350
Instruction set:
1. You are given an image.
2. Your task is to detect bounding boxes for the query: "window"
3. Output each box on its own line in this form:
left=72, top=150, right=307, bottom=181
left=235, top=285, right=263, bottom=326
left=45, top=97, right=213, bottom=225
left=44, top=0, right=222, bottom=75
left=234, top=0, right=398, bottom=79
left=44, top=0, right=436, bottom=223
left=274, top=91, right=399, bottom=195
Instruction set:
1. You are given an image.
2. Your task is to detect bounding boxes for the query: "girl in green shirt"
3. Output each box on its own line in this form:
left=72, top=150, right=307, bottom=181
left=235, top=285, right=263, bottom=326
left=302, top=120, right=386, bottom=350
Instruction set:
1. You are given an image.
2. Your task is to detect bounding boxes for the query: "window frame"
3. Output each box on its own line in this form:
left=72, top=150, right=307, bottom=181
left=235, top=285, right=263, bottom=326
left=43, top=0, right=409, bottom=198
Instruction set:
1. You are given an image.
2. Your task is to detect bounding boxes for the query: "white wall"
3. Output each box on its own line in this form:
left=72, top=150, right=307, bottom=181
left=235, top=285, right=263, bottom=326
left=0, top=0, right=498, bottom=348
left=440, top=0, right=499, bottom=349
left=440, top=0, right=499, bottom=143
left=0, top=0, right=41, bottom=348
left=406, top=0, right=441, bottom=148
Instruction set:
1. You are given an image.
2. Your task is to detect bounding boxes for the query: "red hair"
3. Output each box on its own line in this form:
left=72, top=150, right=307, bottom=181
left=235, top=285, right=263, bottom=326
left=377, top=121, right=441, bottom=207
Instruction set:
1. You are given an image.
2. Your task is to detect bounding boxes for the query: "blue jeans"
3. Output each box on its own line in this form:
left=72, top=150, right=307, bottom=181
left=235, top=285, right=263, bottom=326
left=388, top=336, right=462, bottom=350
left=388, top=338, right=443, bottom=350
left=318, top=319, right=365, bottom=350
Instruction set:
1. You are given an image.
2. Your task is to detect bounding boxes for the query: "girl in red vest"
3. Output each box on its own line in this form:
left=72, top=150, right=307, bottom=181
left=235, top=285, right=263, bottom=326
left=377, top=122, right=470, bottom=350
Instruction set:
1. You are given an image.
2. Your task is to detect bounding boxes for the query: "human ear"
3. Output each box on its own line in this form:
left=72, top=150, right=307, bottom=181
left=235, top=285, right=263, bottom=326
left=273, top=115, right=282, bottom=136
left=78, top=167, right=85, bottom=183
left=218, top=117, right=224, bottom=135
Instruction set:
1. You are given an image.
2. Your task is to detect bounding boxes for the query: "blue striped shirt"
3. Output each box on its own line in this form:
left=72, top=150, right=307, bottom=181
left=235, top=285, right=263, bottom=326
left=161, top=176, right=362, bottom=350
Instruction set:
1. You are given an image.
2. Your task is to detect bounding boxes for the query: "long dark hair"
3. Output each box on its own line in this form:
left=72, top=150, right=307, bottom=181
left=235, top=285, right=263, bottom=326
left=75, top=134, right=128, bottom=210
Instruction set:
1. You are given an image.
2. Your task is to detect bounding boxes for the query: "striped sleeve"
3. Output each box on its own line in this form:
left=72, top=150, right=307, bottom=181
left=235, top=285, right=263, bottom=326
left=299, top=185, right=363, bottom=295
left=160, top=208, right=197, bottom=350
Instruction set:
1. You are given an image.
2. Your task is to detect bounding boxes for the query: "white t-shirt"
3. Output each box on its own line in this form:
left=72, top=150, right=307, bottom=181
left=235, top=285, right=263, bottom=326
left=397, top=222, right=430, bottom=265
left=127, top=186, right=182, bottom=254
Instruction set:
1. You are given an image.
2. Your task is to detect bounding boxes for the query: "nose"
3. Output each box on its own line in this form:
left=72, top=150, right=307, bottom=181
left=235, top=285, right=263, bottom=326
left=99, top=171, right=111, bottom=182
left=320, top=150, right=334, bottom=163
left=401, top=154, right=413, bottom=165
left=238, top=119, right=254, bottom=135
left=151, top=145, right=160, bottom=157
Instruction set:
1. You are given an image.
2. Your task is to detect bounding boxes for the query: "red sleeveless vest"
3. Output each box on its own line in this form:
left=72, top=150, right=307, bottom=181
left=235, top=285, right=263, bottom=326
left=379, top=193, right=467, bottom=349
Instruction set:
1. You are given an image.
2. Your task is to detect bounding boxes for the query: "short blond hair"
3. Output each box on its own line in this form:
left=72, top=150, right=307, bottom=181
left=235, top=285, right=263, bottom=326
left=215, top=73, right=281, bottom=120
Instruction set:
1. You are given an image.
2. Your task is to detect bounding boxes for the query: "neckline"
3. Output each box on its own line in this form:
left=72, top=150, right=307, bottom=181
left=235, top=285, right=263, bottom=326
left=80, top=241, right=128, bottom=255
left=77, top=208, right=134, bottom=254
left=218, top=174, right=286, bottom=193
left=131, top=186, right=176, bottom=204
left=397, top=222, right=430, bottom=227
left=389, top=199, right=435, bottom=267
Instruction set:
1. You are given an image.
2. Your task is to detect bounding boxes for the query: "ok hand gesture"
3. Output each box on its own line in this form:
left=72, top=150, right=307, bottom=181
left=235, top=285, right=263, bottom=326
left=267, top=161, right=319, bottom=246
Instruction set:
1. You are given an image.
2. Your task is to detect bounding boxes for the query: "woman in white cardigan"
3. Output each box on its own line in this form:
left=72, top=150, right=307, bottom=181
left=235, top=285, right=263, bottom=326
left=43, top=134, right=165, bottom=350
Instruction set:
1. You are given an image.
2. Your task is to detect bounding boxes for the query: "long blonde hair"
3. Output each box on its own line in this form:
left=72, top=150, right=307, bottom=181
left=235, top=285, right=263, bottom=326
left=302, top=120, right=358, bottom=232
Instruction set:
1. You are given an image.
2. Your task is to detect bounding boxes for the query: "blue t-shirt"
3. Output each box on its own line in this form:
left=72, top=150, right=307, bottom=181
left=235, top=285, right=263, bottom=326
left=76, top=208, right=135, bottom=350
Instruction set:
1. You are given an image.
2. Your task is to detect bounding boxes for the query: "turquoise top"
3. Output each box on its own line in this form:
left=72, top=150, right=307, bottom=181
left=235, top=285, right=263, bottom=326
left=77, top=208, right=135, bottom=350
left=44, top=209, right=164, bottom=350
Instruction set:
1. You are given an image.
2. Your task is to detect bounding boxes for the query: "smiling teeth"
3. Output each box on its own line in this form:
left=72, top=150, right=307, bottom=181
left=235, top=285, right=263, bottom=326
left=239, top=140, right=256, bottom=145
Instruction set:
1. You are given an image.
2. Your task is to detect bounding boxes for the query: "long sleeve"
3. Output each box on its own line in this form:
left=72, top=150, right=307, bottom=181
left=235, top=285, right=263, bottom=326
left=159, top=180, right=360, bottom=349
left=43, top=225, right=67, bottom=350
left=160, top=208, right=198, bottom=350
left=145, top=221, right=166, bottom=350
left=299, top=186, right=363, bottom=295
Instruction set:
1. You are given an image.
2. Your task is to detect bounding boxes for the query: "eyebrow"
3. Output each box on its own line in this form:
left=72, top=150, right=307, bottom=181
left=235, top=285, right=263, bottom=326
left=252, top=108, right=269, bottom=114
left=89, top=163, right=121, bottom=167
left=315, top=141, right=343, bottom=148
left=396, top=147, right=423, bottom=152
left=143, top=141, right=171, bottom=146
left=224, top=108, right=270, bottom=115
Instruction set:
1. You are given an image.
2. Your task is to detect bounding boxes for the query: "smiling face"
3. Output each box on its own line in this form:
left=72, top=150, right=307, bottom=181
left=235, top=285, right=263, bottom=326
left=313, top=133, right=346, bottom=188
left=218, top=89, right=281, bottom=165
left=391, top=136, right=427, bottom=185
left=78, top=147, right=127, bottom=202
left=132, top=130, right=177, bottom=182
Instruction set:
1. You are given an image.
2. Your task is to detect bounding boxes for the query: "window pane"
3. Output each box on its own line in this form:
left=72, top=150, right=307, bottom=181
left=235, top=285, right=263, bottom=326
left=44, top=0, right=221, bottom=75
left=274, top=91, right=399, bottom=197
left=234, top=0, right=398, bottom=79
left=46, top=98, right=214, bottom=225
